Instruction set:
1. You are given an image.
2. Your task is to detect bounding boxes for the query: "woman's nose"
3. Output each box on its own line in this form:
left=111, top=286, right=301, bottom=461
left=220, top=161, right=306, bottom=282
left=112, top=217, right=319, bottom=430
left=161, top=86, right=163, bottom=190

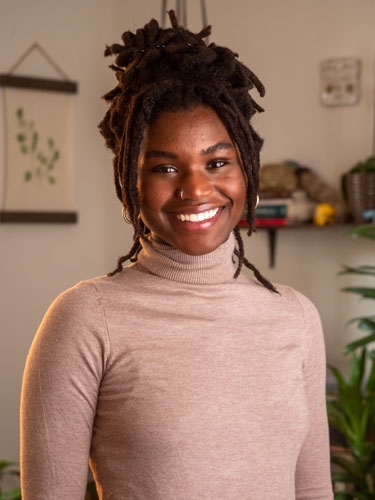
left=177, top=170, right=213, bottom=201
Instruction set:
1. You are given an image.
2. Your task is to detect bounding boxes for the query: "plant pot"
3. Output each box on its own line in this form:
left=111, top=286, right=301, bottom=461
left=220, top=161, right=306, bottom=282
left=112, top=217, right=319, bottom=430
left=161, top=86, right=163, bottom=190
left=345, top=172, right=375, bottom=222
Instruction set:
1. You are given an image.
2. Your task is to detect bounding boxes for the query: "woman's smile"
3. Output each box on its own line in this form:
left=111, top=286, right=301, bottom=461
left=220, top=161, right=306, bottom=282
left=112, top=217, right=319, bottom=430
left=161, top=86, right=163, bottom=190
left=137, top=105, right=247, bottom=255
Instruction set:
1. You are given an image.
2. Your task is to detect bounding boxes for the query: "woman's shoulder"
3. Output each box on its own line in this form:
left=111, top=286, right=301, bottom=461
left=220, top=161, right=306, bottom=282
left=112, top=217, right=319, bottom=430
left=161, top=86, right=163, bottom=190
left=42, top=264, right=143, bottom=327
left=237, top=275, right=322, bottom=333
left=272, top=282, right=322, bottom=328
left=238, top=274, right=318, bottom=307
left=274, top=283, right=321, bottom=324
left=52, top=264, right=138, bottom=305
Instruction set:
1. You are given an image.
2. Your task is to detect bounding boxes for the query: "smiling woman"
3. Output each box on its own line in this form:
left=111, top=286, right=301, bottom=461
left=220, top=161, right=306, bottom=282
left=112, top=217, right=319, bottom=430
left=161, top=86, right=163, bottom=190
left=20, top=10, right=334, bottom=500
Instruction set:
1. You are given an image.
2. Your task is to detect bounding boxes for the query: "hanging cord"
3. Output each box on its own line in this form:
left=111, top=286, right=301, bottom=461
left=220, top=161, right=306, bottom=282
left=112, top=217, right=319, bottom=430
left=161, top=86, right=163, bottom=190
left=161, top=0, right=167, bottom=27
left=182, top=0, right=187, bottom=27
left=200, top=0, right=209, bottom=43
left=161, top=0, right=206, bottom=35
left=175, top=0, right=181, bottom=24
left=7, top=42, right=70, bottom=81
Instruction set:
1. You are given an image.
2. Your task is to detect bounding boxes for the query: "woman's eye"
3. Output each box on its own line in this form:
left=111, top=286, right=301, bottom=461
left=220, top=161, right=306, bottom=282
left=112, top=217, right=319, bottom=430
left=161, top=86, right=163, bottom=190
left=208, top=159, right=228, bottom=169
left=151, top=165, right=177, bottom=173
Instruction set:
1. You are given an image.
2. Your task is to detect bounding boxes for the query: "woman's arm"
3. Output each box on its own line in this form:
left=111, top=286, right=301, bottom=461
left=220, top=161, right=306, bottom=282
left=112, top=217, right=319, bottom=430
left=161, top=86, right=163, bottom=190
left=20, top=281, right=110, bottom=500
left=293, top=291, right=334, bottom=500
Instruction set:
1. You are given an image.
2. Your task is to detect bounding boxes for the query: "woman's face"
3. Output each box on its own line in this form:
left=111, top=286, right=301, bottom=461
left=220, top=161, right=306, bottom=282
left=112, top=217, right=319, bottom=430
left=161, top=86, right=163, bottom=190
left=137, top=105, right=247, bottom=255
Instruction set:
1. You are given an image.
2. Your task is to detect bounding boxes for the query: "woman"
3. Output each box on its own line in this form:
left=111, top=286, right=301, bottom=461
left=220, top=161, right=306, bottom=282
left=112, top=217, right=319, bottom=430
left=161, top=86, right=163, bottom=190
left=20, top=11, right=333, bottom=500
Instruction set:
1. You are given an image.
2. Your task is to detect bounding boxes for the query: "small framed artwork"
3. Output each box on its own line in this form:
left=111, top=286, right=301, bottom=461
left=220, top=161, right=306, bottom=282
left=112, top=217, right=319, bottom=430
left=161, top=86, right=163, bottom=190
left=320, top=57, right=361, bottom=107
left=0, top=73, right=78, bottom=223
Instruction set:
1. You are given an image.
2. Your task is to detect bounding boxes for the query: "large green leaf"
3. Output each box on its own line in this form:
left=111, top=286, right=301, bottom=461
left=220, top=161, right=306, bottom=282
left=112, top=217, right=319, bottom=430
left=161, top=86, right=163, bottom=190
left=0, top=487, right=21, bottom=500
left=349, top=493, right=374, bottom=500
left=333, top=493, right=356, bottom=500
left=352, top=441, right=375, bottom=463
left=328, top=365, right=347, bottom=390
left=348, top=315, right=375, bottom=326
left=359, top=403, right=371, bottom=441
left=365, top=356, right=375, bottom=395
left=336, top=385, right=363, bottom=437
left=0, top=462, right=18, bottom=471
left=327, top=413, right=357, bottom=443
left=331, top=471, right=356, bottom=483
left=331, top=454, right=363, bottom=481
left=339, top=265, right=375, bottom=276
left=344, top=333, right=375, bottom=354
left=341, top=287, right=375, bottom=299
left=348, top=348, right=366, bottom=387
left=347, top=224, right=375, bottom=240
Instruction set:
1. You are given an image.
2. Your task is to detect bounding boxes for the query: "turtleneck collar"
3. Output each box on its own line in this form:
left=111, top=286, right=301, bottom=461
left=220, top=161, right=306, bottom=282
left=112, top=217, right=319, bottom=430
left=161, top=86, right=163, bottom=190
left=136, top=232, right=236, bottom=285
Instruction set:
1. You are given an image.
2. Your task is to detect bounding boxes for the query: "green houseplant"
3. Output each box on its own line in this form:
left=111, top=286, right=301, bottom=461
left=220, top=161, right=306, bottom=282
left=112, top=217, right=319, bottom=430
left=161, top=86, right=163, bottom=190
left=343, top=157, right=375, bottom=223
left=327, top=224, right=375, bottom=499
left=0, top=461, right=21, bottom=500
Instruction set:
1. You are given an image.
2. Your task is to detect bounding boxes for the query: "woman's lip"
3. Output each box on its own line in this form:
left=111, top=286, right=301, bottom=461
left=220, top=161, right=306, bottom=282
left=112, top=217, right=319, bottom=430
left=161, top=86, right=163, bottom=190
left=167, top=207, right=224, bottom=231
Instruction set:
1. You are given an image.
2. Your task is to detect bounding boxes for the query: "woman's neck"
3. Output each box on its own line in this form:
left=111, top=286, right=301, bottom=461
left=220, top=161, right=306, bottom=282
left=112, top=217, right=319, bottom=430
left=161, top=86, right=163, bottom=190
left=136, top=233, right=236, bottom=285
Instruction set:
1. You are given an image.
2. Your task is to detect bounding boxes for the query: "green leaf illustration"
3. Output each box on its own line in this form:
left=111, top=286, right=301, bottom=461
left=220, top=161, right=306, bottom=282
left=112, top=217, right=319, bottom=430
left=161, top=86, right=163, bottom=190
left=31, top=132, right=38, bottom=152
left=15, top=108, right=60, bottom=185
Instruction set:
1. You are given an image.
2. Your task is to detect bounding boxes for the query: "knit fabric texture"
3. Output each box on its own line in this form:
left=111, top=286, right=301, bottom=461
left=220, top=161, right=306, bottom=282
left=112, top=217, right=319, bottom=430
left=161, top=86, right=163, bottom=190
left=20, top=233, right=333, bottom=499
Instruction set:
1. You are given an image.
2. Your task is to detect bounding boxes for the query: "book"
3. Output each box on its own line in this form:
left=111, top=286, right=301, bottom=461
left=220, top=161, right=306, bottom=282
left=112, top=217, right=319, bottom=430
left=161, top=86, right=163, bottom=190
left=255, top=218, right=288, bottom=227
left=255, top=204, right=288, bottom=218
left=239, top=217, right=288, bottom=227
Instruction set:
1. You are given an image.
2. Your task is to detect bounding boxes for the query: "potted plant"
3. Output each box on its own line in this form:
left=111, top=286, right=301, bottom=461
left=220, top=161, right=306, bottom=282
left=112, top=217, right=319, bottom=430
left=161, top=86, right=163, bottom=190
left=327, top=224, right=375, bottom=498
left=343, top=157, right=375, bottom=223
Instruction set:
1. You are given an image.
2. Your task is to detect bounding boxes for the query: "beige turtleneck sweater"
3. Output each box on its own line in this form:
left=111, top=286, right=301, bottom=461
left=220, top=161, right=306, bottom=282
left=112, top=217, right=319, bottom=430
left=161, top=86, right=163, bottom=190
left=20, top=233, right=333, bottom=500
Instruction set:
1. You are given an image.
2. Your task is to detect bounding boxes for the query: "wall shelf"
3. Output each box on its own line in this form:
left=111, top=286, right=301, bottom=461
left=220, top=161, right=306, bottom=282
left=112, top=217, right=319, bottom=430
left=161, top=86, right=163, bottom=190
left=240, top=222, right=352, bottom=267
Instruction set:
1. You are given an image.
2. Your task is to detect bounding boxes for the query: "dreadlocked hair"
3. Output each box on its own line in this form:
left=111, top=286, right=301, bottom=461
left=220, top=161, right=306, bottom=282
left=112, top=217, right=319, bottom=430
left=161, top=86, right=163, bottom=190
left=99, top=10, right=277, bottom=293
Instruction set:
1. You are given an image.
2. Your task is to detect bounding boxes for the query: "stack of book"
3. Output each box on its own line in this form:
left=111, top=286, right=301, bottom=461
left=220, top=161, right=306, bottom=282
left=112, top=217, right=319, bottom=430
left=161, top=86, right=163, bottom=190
left=239, top=199, right=289, bottom=227
left=254, top=201, right=288, bottom=226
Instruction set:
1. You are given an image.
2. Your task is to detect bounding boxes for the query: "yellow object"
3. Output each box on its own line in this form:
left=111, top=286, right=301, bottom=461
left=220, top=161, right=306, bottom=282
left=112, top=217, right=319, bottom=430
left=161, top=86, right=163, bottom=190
left=313, top=203, right=336, bottom=226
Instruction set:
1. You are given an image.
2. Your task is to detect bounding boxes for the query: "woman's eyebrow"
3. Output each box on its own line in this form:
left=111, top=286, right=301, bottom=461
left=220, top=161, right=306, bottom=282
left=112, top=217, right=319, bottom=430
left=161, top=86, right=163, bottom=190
left=201, top=142, right=233, bottom=155
left=145, top=150, right=178, bottom=159
left=144, top=142, right=233, bottom=159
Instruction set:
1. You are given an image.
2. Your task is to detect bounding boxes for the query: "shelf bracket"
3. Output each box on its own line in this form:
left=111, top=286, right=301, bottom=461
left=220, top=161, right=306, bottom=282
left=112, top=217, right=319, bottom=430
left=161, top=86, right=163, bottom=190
left=267, top=228, right=277, bottom=268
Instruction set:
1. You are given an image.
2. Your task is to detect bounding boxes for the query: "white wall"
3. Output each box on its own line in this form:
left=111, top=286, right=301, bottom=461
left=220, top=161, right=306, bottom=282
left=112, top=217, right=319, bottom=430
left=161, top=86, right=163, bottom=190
left=1, top=0, right=374, bottom=461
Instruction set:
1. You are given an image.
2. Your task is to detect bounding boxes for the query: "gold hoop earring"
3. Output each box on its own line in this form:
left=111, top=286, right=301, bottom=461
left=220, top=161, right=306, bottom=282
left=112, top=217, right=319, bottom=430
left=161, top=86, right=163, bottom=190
left=121, top=206, right=132, bottom=224
left=255, top=195, right=259, bottom=208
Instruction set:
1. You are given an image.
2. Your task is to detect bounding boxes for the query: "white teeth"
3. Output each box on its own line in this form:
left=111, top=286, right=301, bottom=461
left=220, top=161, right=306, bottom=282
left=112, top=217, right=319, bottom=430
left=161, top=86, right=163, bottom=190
left=175, top=207, right=219, bottom=223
